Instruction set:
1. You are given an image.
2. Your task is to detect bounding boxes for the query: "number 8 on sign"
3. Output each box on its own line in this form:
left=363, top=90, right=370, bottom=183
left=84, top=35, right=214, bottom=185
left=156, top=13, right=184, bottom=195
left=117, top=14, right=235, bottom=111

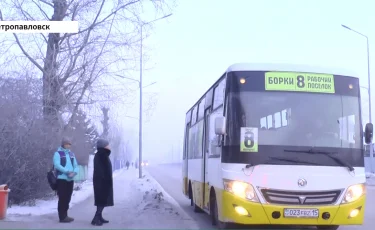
left=296, top=75, right=305, bottom=88
left=244, top=131, right=254, bottom=148
left=240, top=127, right=258, bottom=152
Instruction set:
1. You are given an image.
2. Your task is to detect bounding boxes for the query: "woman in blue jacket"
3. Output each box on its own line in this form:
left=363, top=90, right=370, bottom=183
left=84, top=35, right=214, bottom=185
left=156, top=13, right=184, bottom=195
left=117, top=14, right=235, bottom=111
left=53, top=137, right=79, bottom=223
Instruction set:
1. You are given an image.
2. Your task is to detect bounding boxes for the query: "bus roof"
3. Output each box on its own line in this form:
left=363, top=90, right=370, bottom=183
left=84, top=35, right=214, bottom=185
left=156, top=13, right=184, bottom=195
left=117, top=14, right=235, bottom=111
left=226, top=63, right=359, bottom=78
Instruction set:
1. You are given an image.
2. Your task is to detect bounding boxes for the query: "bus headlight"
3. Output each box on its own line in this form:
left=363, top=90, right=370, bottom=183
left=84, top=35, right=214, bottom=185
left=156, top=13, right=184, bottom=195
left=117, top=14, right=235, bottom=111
left=342, top=184, right=366, bottom=204
left=223, top=179, right=259, bottom=202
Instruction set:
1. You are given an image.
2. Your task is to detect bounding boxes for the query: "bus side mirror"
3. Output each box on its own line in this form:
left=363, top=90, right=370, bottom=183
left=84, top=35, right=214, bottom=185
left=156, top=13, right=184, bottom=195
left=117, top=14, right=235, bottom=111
left=215, top=116, right=226, bottom=135
left=364, top=123, right=373, bottom=144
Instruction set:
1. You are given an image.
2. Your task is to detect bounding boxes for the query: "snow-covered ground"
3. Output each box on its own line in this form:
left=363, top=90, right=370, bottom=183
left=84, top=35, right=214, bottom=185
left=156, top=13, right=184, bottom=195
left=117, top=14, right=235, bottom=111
left=2, top=167, right=198, bottom=229
left=367, top=172, right=375, bottom=186
left=6, top=169, right=124, bottom=216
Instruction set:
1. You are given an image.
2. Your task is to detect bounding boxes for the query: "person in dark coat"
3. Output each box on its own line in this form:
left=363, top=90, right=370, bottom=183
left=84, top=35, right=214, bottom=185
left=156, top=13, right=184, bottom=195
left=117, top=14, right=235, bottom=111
left=92, top=139, right=114, bottom=226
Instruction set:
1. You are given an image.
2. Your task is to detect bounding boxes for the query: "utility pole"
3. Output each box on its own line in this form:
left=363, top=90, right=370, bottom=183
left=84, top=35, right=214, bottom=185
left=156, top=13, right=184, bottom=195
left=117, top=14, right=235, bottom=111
left=342, top=24, right=373, bottom=172
left=138, top=14, right=172, bottom=178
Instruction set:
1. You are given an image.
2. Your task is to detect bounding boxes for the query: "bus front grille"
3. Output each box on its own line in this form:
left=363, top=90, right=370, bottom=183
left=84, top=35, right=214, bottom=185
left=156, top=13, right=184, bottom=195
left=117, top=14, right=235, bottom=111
left=260, top=188, right=343, bottom=205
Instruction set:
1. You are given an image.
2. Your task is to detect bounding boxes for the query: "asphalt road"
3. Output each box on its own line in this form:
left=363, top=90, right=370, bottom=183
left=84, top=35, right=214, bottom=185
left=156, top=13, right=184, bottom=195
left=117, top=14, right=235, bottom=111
left=147, top=163, right=375, bottom=230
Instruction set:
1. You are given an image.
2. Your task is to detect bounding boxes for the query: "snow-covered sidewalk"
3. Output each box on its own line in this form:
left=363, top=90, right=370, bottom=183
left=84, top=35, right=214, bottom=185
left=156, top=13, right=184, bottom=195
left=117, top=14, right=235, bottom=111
left=5, top=169, right=124, bottom=217
left=1, top=168, right=198, bottom=229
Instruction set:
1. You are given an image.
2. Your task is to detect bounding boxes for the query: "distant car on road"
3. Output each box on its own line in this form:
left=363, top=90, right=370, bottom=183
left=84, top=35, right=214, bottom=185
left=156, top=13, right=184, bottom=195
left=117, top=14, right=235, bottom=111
left=141, top=160, right=149, bottom=167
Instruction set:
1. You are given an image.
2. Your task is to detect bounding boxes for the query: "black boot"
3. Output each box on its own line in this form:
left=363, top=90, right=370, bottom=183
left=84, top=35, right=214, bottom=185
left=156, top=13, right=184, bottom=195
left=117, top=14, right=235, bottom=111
left=60, top=216, right=74, bottom=223
left=100, top=215, right=109, bottom=224
left=91, top=215, right=103, bottom=226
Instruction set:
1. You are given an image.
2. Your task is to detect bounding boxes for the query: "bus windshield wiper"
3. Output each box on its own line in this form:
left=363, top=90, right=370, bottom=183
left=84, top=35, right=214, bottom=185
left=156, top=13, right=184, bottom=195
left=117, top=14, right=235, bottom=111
left=283, top=149, right=354, bottom=172
left=268, top=156, right=321, bottom=166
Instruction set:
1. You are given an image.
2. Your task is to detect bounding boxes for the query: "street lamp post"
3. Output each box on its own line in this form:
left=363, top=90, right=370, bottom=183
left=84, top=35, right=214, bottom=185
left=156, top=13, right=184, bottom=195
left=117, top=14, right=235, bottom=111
left=342, top=24, right=373, bottom=172
left=114, top=74, right=157, bottom=176
left=114, top=14, right=171, bottom=178
left=138, top=14, right=172, bottom=178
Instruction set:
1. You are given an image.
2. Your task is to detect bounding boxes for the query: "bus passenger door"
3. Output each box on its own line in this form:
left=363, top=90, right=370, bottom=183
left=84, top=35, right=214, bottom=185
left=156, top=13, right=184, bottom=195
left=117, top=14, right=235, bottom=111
left=182, top=123, right=190, bottom=197
left=202, top=109, right=211, bottom=210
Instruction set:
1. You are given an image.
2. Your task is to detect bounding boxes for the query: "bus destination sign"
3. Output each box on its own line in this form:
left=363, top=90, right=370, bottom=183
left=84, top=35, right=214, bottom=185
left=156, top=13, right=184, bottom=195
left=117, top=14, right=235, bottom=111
left=265, top=72, right=335, bottom=93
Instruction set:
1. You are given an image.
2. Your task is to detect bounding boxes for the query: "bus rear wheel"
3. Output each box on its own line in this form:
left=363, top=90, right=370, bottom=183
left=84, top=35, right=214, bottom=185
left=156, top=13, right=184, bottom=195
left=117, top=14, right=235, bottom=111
left=210, top=192, right=230, bottom=229
left=317, top=225, right=339, bottom=230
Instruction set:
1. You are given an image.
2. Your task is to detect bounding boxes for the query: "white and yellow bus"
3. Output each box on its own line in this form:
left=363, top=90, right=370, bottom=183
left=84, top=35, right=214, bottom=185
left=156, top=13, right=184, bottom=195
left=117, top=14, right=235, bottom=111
left=182, top=63, right=373, bottom=229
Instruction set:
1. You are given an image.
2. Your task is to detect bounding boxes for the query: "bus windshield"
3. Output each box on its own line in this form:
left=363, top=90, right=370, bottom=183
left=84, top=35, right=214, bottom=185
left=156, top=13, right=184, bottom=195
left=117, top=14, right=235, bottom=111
left=227, top=91, right=361, bottom=149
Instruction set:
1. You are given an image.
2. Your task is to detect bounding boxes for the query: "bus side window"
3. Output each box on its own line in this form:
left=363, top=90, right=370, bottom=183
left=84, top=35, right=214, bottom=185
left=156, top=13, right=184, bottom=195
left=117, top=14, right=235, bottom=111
left=213, top=79, right=226, bottom=109
left=183, top=123, right=190, bottom=160
left=192, top=106, right=198, bottom=125
left=183, top=138, right=186, bottom=160
left=208, top=106, right=224, bottom=157
left=197, top=99, right=205, bottom=159
left=204, top=110, right=210, bottom=155
left=193, top=122, right=204, bottom=159
left=188, top=125, right=195, bottom=159
left=198, top=99, right=205, bottom=121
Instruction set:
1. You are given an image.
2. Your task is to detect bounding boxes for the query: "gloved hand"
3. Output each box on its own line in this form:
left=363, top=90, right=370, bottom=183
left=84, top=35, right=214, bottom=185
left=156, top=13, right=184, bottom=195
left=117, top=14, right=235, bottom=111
left=68, top=172, right=76, bottom=178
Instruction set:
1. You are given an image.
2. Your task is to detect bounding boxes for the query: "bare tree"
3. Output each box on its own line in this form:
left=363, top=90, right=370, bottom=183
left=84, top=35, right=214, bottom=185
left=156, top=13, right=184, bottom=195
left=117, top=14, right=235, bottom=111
left=144, top=91, right=158, bottom=121
left=108, top=125, right=124, bottom=160
left=101, top=107, right=110, bottom=139
left=0, top=0, right=174, bottom=126
left=0, top=0, right=174, bottom=203
left=0, top=75, right=101, bottom=204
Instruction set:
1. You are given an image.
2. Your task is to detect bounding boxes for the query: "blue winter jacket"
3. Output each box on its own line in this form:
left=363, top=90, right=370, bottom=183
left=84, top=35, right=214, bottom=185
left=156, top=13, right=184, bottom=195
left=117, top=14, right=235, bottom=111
left=53, top=146, right=79, bottom=181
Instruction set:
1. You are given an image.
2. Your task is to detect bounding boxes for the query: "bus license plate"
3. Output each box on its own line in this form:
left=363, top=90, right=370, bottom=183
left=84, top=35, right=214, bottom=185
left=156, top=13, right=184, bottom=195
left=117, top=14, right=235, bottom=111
left=284, top=208, right=319, bottom=218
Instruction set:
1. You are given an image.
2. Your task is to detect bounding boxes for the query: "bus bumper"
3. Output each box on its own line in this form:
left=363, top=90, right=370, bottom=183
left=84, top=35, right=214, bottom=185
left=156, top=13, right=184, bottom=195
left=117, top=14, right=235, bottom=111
left=221, top=191, right=366, bottom=226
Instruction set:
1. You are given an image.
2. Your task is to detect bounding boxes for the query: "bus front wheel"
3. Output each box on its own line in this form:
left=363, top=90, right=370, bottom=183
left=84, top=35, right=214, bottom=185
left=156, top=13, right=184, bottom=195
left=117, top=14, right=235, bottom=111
left=210, top=191, right=230, bottom=229
left=317, top=226, right=339, bottom=230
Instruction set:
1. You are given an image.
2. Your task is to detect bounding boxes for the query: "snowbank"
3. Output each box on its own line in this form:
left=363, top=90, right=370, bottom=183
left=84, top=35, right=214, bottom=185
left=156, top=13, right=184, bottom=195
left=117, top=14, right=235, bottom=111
left=6, top=169, right=125, bottom=216
left=124, top=169, right=198, bottom=229
left=133, top=170, right=195, bottom=220
left=366, top=172, right=375, bottom=178
left=133, top=172, right=177, bottom=214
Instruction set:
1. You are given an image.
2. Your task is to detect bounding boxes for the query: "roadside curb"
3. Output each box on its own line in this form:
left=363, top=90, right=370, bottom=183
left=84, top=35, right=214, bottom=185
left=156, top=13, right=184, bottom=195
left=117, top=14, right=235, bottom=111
left=143, top=170, right=199, bottom=229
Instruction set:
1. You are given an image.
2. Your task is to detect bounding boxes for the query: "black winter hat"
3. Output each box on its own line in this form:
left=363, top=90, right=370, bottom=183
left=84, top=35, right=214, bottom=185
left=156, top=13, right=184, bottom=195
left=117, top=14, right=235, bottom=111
left=97, top=139, right=109, bottom=148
